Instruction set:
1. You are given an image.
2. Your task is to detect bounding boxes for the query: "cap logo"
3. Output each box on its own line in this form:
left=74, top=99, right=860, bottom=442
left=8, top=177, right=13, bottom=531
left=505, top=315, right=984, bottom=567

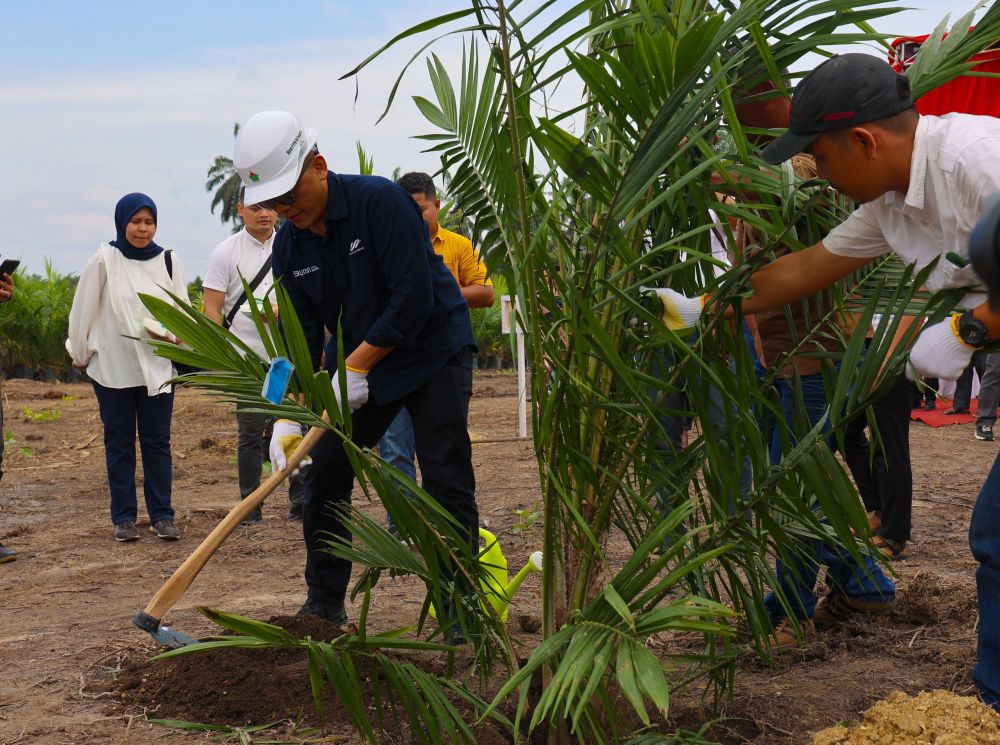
left=248, top=170, right=260, bottom=183
left=822, top=111, right=855, bottom=122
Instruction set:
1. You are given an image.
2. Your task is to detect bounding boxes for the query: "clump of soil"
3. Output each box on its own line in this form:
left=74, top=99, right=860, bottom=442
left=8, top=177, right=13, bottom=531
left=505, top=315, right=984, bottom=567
left=812, top=690, right=1000, bottom=744
left=108, top=614, right=515, bottom=742
left=893, top=572, right=977, bottom=625
left=113, top=615, right=349, bottom=726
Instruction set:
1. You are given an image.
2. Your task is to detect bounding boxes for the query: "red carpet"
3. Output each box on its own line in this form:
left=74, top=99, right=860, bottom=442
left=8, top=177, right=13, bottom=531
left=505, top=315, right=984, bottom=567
left=911, top=398, right=977, bottom=427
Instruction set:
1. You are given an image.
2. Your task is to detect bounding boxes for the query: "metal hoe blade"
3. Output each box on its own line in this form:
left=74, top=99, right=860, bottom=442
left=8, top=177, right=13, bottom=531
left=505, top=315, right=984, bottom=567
left=133, top=610, right=200, bottom=649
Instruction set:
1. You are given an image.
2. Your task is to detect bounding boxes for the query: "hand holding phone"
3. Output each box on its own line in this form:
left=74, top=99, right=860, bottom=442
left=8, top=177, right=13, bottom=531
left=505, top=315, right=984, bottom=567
left=0, top=259, right=20, bottom=278
left=0, top=259, right=16, bottom=303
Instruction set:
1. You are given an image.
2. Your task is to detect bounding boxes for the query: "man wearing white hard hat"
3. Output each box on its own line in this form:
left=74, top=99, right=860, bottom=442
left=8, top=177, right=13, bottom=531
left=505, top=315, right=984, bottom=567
left=233, top=111, right=478, bottom=631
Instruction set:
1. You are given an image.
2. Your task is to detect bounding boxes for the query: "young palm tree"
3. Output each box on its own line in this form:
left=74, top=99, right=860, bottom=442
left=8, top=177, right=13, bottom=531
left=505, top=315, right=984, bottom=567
left=145, top=3, right=1000, bottom=743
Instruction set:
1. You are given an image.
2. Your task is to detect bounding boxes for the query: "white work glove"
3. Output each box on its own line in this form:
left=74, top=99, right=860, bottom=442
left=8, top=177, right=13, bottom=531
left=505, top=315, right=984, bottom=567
left=906, top=316, right=976, bottom=381
left=639, top=287, right=707, bottom=331
left=332, top=366, right=369, bottom=412
left=269, top=419, right=311, bottom=475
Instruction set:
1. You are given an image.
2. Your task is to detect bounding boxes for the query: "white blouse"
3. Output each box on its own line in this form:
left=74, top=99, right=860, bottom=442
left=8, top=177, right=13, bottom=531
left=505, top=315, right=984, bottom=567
left=67, top=243, right=190, bottom=395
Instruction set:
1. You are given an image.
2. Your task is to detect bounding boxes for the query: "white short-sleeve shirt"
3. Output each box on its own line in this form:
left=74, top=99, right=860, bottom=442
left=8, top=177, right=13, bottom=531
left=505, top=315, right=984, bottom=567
left=824, top=113, right=1000, bottom=309
left=203, top=227, right=275, bottom=359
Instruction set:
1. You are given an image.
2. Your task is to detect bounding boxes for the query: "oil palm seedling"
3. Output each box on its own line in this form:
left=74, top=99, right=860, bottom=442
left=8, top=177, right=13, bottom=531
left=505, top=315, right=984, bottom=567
left=144, top=1, right=1000, bottom=742
left=0, top=260, right=77, bottom=379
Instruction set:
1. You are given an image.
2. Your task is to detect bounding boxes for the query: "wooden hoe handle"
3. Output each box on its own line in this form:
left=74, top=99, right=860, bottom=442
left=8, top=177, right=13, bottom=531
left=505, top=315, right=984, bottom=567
left=140, top=422, right=327, bottom=622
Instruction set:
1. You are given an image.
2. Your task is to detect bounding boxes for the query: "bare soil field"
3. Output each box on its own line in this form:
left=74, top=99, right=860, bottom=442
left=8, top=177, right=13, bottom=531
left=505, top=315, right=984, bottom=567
left=0, top=372, right=989, bottom=744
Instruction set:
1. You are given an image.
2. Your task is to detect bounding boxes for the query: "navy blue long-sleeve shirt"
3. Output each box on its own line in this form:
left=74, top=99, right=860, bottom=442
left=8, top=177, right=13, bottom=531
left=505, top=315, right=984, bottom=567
left=271, top=172, right=475, bottom=405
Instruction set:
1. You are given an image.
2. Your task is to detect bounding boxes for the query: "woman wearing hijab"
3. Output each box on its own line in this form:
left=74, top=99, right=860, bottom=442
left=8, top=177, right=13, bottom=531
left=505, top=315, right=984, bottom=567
left=67, top=193, right=190, bottom=542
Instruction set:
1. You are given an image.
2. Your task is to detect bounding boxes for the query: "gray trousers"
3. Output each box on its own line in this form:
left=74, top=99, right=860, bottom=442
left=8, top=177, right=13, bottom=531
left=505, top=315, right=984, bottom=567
left=977, top=352, right=1000, bottom=427
left=236, top=410, right=305, bottom=507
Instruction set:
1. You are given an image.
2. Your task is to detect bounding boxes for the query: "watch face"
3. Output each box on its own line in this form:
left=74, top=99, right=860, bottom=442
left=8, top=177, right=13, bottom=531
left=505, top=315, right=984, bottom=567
left=960, top=313, right=989, bottom=346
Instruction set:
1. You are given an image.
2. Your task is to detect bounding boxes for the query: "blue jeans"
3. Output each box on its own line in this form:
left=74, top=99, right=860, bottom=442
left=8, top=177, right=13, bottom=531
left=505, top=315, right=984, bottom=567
left=378, top=408, right=417, bottom=531
left=972, top=452, right=1000, bottom=711
left=91, top=381, right=174, bottom=525
left=763, top=372, right=895, bottom=623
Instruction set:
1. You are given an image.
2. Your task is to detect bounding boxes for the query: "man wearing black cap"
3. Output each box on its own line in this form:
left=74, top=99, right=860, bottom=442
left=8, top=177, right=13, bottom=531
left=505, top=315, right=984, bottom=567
left=652, top=53, right=1000, bottom=709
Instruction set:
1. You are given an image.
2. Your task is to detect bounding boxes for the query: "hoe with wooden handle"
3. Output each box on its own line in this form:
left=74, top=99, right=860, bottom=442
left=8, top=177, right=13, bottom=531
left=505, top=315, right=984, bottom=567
left=133, top=423, right=327, bottom=648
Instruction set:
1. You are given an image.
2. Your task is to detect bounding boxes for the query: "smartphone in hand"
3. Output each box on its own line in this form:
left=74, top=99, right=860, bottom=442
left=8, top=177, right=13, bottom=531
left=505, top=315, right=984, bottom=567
left=0, top=259, right=21, bottom=277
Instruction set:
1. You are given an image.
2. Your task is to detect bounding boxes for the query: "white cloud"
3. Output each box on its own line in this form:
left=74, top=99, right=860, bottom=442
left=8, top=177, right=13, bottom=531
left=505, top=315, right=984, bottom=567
left=3, top=35, right=467, bottom=279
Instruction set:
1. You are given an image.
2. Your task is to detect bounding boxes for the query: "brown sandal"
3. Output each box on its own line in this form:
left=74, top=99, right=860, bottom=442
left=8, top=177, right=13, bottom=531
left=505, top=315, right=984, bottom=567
left=872, top=535, right=907, bottom=560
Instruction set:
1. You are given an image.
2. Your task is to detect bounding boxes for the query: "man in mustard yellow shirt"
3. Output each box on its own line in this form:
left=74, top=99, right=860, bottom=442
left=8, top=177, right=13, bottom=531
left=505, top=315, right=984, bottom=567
left=379, top=172, right=494, bottom=537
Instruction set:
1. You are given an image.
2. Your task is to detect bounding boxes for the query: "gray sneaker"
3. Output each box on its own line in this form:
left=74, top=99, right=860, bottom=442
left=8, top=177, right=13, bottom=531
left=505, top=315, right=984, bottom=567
left=0, top=543, right=16, bottom=563
left=976, top=424, right=994, bottom=441
left=114, top=521, right=140, bottom=542
left=149, top=519, right=180, bottom=540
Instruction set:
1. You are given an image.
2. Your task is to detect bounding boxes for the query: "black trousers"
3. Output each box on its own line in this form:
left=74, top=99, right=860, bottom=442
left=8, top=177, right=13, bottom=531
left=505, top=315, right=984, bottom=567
left=843, top=375, right=913, bottom=543
left=954, top=354, right=994, bottom=411
left=911, top=378, right=938, bottom=406
left=302, top=349, right=477, bottom=605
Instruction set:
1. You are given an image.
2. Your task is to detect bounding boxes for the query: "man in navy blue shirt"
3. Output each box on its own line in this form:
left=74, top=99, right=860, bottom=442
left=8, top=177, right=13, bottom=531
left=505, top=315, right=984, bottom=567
left=233, top=111, right=478, bottom=629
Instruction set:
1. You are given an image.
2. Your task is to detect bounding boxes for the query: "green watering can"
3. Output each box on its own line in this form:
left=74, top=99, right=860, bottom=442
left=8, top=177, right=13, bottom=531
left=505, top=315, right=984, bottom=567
left=429, top=527, right=543, bottom=623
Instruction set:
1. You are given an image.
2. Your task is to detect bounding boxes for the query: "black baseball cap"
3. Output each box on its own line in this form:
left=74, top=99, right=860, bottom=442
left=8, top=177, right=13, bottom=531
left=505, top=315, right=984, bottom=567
left=761, top=53, right=914, bottom=165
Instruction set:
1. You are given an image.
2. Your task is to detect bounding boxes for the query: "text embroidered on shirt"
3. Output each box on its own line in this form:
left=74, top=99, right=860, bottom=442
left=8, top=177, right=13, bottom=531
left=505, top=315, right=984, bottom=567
left=349, top=239, right=365, bottom=256
left=292, top=265, right=321, bottom=278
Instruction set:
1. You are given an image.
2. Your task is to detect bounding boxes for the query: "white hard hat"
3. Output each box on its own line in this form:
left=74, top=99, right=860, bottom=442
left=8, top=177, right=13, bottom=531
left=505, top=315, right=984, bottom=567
left=233, top=111, right=317, bottom=206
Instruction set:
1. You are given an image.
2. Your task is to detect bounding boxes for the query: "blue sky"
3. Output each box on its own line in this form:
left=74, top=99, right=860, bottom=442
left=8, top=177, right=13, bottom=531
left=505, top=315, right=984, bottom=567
left=1, top=0, right=985, bottom=280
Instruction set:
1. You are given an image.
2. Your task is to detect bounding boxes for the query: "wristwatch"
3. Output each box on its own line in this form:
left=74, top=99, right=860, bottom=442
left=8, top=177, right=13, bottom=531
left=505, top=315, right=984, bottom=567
left=957, top=310, right=989, bottom=348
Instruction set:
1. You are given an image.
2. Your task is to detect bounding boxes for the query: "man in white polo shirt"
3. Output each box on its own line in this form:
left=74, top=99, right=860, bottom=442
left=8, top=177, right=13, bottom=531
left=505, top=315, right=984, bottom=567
left=203, top=191, right=306, bottom=523
left=652, top=53, right=1000, bottom=708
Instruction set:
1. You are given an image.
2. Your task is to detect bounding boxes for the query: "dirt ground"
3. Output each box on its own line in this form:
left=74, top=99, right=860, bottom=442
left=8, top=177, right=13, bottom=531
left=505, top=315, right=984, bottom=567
left=0, top=372, right=990, bottom=744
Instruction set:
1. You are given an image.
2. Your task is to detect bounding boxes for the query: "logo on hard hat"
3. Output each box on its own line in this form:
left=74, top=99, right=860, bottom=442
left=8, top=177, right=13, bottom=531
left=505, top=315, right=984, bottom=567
left=248, top=171, right=260, bottom=183
left=285, top=130, right=302, bottom=155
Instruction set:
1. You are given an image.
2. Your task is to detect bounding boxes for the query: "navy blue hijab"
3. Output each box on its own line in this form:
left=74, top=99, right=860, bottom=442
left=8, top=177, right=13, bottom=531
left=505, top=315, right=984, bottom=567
left=110, top=193, right=164, bottom=260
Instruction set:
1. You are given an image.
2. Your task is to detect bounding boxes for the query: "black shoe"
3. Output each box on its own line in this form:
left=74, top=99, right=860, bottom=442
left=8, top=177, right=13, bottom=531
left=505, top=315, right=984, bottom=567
left=240, top=506, right=264, bottom=525
left=921, top=401, right=936, bottom=411
left=977, top=424, right=995, bottom=441
left=0, top=543, right=16, bottom=563
left=297, top=597, right=348, bottom=625
left=114, top=521, right=140, bottom=542
left=945, top=407, right=970, bottom=415
left=287, top=504, right=303, bottom=521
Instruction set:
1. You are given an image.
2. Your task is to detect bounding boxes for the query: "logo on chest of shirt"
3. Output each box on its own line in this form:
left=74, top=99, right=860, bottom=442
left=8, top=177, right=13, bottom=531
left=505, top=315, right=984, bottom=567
left=292, top=265, right=320, bottom=278
left=348, top=239, right=365, bottom=256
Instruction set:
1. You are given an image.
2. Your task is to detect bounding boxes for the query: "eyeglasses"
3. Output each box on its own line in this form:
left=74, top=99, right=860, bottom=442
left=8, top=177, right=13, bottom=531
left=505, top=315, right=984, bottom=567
left=258, top=189, right=297, bottom=210
left=258, top=149, right=317, bottom=210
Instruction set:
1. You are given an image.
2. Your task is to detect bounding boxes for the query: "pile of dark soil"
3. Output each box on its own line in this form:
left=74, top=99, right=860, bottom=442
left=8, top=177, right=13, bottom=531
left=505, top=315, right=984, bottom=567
left=107, top=614, right=516, bottom=743
left=113, top=615, right=350, bottom=726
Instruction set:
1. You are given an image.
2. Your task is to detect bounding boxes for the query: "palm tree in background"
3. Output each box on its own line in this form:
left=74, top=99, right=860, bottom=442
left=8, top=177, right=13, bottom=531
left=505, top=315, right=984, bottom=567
left=206, top=122, right=243, bottom=233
